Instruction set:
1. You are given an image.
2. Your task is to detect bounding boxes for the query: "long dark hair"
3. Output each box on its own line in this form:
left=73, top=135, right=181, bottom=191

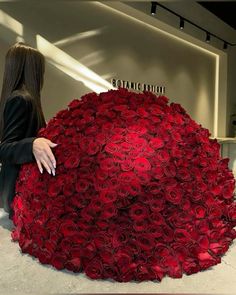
left=0, top=41, right=46, bottom=141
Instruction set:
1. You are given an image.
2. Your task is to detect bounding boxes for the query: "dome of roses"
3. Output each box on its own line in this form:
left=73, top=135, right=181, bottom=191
left=11, top=87, right=236, bottom=282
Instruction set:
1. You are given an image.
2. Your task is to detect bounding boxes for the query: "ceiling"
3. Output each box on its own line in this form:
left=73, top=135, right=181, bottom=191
left=198, top=1, right=236, bottom=30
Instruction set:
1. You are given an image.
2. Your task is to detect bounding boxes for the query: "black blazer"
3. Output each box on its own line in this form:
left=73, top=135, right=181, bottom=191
left=0, top=90, right=38, bottom=215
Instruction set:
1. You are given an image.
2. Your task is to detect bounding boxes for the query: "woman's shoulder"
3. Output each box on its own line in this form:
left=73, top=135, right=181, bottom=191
left=7, top=89, right=33, bottom=104
left=4, top=90, right=34, bottom=115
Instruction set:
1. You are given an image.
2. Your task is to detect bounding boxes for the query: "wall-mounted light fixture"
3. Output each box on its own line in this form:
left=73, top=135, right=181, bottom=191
left=151, top=2, right=157, bottom=15
left=150, top=1, right=236, bottom=50
left=179, top=17, right=185, bottom=30
left=206, top=32, right=211, bottom=43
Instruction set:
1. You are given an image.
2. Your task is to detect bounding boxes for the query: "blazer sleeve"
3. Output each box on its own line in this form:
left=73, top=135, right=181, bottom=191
left=0, top=95, right=37, bottom=165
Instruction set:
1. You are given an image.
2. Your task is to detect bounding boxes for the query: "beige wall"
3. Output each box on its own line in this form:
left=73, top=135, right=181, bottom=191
left=0, top=1, right=233, bottom=137
left=227, top=46, right=236, bottom=136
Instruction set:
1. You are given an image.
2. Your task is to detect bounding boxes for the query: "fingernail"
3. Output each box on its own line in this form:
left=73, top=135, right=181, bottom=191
left=52, top=170, right=55, bottom=176
left=48, top=170, right=51, bottom=174
left=53, top=163, right=56, bottom=168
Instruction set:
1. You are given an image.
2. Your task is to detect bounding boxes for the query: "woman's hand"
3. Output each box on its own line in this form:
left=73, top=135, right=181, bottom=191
left=32, top=137, right=58, bottom=175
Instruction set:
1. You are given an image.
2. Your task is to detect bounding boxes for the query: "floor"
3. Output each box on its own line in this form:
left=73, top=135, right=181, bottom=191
left=0, top=208, right=236, bottom=295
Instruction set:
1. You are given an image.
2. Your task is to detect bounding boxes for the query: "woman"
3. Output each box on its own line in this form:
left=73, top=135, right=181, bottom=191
left=0, top=42, right=57, bottom=220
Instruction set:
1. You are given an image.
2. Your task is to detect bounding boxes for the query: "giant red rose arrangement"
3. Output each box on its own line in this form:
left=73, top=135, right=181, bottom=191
left=11, top=87, right=236, bottom=282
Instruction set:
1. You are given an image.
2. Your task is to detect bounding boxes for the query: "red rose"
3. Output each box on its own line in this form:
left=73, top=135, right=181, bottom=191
left=209, top=241, right=226, bottom=255
left=96, top=220, right=109, bottom=230
left=207, top=205, right=223, bottom=218
left=165, top=257, right=182, bottom=278
left=99, top=189, right=117, bottom=203
left=136, top=172, right=151, bottom=184
left=133, top=137, right=148, bottom=151
left=119, top=171, right=137, bottom=182
left=197, top=252, right=220, bottom=269
left=150, top=264, right=166, bottom=281
left=38, top=249, right=52, bottom=264
left=86, top=125, right=98, bottom=135
left=93, top=234, right=110, bottom=248
left=119, top=142, right=132, bottom=153
left=174, top=229, right=191, bottom=243
left=153, top=243, right=172, bottom=258
left=171, top=242, right=189, bottom=262
left=99, top=249, right=114, bottom=264
left=109, top=134, right=124, bottom=143
left=112, top=232, right=129, bottom=248
left=182, top=258, right=200, bottom=275
left=163, top=164, right=176, bottom=177
left=60, top=220, right=78, bottom=237
left=136, top=264, right=152, bottom=281
left=197, top=235, right=209, bottom=250
left=113, top=104, right=128, bottom=112
left=148, top=225, right=163, bottom=239
left=168, top=213, right=184, bottom=228
left=87, top=141, right=100, bottom=155
left=137, top=107, right=149, bottom=118
left=102, top=122, right=114, bottom=132
left=95, top=169, right=109, bottom=181
left=68, top=98, right=82, bottom=109
left=194, top=205, right=207, bottom=219
left=100, top=203, right=117, bottom=219
left=75, top=179, right=90, bottom=192
left=150, top=212, right=165, bottom=226
left=80, top=156, right=93, bottom=167
left=125, top=132, right=139, bottom=143
left=129, top=203, right=149, bottom=221
left=114, top=248, right=132, bottom=268
left=156, top=150, right=170, bottom=162
left=147, top=182, right=161, bottom=194
left=120, top=159, right=134, bottom=171
left=112, top=127, right=126, bottom=135
left=119, top=263, right=137, bottom=282
left=149, top=198, right=165, bottom=213
left=44, top=239, right=57, bottom=253
left=122, top=109, right=137, bottom=119
left=133, top=219, right=149, bottom=232
left=95, top=132, right=107, bottom=144
left=222, top=182, right=235, bottom=199
left=51, top=253, right=67, bottom=270
left=63, top=183, right=75, bottom=196
left=113, top=151, right=126, bottom=162
left=177, top=168, right=192, bottom=181
left=227, top=203, right=236, bottom=223
left=127, top=124, right=147, bottom=135
left=105, top=142, right=120, bottom=154
left=149, top=138, right=164, bottom=149
left=166, top=189, right=182, bottom=205
left=65, top=258, right=81, bottom=272
left=143, top=145, right=155, bottom=157
left=134, top=157, right=151, bottom=172
left=152, top=166, right=164, bottom=179
left=116, top=184, right=129, bottom=198
left=127, top=180, right=142, bottom=196
left=84, top=258, right=103, bottom=279
left=136, top=233, right=154, bottom=251
left=100, top=158, right=115, bottom=171
left=128, top=149, right=141, bottom=159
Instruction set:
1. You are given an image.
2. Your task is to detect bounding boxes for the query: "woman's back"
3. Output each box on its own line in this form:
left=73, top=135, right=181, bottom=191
left=0, top=90, right=38, bottom=216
